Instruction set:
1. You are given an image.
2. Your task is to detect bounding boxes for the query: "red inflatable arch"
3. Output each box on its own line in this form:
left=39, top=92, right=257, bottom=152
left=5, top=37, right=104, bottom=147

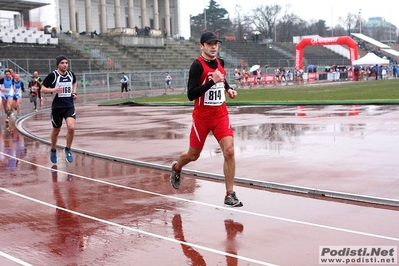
left=295, top=36, right=358, bottom=70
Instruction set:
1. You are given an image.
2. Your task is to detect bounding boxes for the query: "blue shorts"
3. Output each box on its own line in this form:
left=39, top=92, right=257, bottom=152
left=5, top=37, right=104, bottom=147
left=13, top=94, right=22, bottom=100
left=1, top=94, right=13, bottom=101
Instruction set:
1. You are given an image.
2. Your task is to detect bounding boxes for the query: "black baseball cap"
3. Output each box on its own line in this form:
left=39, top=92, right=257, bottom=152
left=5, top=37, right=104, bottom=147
left=200, top=31, right=222, bottom=44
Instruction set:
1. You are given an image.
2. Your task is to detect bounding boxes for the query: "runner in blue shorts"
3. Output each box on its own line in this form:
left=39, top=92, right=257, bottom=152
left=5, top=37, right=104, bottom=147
left=12, top=73, right=25, bottom=118
left=0, top=70, right=14, bottom=123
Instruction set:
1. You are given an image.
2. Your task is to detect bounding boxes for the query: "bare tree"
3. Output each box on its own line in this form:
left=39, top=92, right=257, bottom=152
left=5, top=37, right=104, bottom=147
left=314, top=20, right=329, bottom=36
left=233, top=5, right=243, bottom=41
left=233, top=4, right=253, bottom=41
left=338, top=13, right=358, bottom=35
left=250, top=4, right=282, bottom=40
left=332, top=25, right=346, bottom=36
left=278, top=11, right=306, bottom=42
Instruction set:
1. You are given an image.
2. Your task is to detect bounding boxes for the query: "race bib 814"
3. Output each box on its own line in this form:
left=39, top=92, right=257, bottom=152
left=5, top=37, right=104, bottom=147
left=204, top=82, right=225, bottom=106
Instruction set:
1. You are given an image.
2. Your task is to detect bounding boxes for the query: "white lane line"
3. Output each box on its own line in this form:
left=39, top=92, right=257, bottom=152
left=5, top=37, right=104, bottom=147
left=1, top=151, right=399, bottom=243
left=0, top=188, right=276, bottom=266
left=0, top=251, right=32, bottom=266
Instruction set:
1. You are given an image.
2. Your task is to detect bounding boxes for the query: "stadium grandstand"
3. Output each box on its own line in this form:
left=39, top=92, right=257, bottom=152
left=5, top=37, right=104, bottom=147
left=351, top=33, right=399, bottom=64
left=1, top=0, right=397, bottom=96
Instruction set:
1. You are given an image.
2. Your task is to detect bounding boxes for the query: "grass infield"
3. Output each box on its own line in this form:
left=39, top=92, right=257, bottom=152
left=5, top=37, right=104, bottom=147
left=101, top=79, right=399, bottom=106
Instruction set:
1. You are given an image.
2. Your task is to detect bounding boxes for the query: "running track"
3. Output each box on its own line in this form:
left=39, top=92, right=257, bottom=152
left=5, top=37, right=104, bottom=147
left=0, top=103, right=398, bottom=265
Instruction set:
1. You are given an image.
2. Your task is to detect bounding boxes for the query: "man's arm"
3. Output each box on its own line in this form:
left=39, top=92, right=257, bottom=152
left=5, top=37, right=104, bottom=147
left=40, top=73, right=62, bottom=94
left=40, top=83, right=61, bottom=94
left=225, top=80, right=233, bottom=92
left=187, top=60, right=214, bottom=101
left=72, top=72, right=77, bottom=92
left=187, top=59, right=232, bottom=101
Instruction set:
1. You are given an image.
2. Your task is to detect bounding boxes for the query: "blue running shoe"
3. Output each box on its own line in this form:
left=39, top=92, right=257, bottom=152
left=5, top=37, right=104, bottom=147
left=64, top=148, right=73, bottom=163
left=50, top=149, right=57, bottom=164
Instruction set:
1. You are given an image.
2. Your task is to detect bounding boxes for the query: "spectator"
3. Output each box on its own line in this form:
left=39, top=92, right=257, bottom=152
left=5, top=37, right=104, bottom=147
left=134, top=26, right=140, bottom=35
left=164, top=72, right=174, bottom=92
left=242, top=68, right=250, bottom=87
left=382, top=66, right=387, bottom=80
left=51, top=27, right=58, bottom=38
left=243, top=33, right=248, bottom=43
left=354, top=66, right=360, bottom=81
left=280, top=67, right=286, bottom=82
left=286, top=70, right=293, bottom=81
left=234, top=69, right=242, bottom=89
left=378, top=64, right=383, bottom=80
left=120, top=72, right=129, bottom=98
left=256, top=68, right=262, bottom=84
left=107, top=57, right=114, bottom=71
left=274, top=68, right=281, bottom=83
left=254, top=31, right=259, bottom=42
left=144, top=26, right=151, bottom=36
left=371, top=65, right=378, bottom=80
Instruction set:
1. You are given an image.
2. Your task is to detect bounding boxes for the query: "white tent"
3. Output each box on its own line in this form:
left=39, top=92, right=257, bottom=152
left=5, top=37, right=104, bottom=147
left=352, top=52, right=390, bottom=65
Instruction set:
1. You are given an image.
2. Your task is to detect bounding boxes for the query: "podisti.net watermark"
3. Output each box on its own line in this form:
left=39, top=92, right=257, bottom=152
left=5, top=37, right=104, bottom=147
left=319, top=246, right=397, bottom=264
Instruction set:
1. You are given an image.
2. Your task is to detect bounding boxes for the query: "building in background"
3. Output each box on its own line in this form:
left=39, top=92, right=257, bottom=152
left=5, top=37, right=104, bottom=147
left=364, top=17, right=397, bottom=44
left=0, top=0, right=181, bottom=38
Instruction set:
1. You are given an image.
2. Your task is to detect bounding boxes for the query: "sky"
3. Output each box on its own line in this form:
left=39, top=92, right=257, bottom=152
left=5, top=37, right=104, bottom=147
left=179, top=0, right=398, bottom=39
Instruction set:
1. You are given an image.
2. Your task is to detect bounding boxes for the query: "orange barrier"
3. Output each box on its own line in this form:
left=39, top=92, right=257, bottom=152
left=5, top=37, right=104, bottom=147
left=224, top=36, right=236, bottom=41
left=307, top=72, right=318, bottom=83
left=262, top=74, right=275, bottom=83
left=240, top=74, right=279, bottom=87
left=237, top=72, right=353, bottom=88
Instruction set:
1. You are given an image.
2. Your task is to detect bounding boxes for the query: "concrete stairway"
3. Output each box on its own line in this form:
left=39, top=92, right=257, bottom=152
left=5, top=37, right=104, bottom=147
left=0, top=42, right=102, bottom=75
left=220, top=40, right=294, bottom=68
left=59, top=34, right=202, bottom=71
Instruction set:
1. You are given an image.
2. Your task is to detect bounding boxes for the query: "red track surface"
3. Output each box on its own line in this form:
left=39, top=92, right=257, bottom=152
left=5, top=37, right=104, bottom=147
left=1, top=104, right=398, bottom=265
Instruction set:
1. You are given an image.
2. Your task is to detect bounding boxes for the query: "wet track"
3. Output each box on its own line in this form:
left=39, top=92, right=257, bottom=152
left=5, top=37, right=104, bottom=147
left=0, top=103, right=398, bottom=265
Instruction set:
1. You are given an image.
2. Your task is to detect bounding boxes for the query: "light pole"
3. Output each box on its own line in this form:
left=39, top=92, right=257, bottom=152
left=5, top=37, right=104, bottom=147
left=389, top=10, right=392, bottom=42
left=204, top=0, right=207, bottom=31
left=359, top=9, right=362, bottom=33
left=204, top=9, right=207, bottom=31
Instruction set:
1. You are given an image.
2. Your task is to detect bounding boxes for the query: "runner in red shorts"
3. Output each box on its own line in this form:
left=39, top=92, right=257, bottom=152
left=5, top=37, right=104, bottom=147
left=170, top=31, right=243, bottom=207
